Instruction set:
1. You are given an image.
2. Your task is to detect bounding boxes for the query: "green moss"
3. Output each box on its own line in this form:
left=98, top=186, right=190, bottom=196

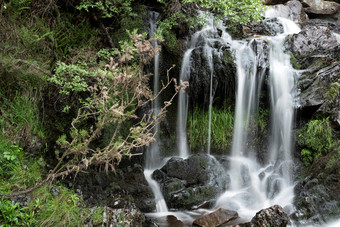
left=290, top=54, right=302, bottom=70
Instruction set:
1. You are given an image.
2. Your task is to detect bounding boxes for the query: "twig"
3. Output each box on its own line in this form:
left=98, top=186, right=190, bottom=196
left=92, top=14, right=115, bottom=49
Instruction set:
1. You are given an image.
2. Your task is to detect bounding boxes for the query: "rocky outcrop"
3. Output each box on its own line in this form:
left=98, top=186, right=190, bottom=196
left=193, top=208, right=238, bottom=227
left=292, top=149, right=340, bottom=226
left=266, top=0, right=308, bottom=23
left=152, top=154, right=230, bottom=209
left=286, top=24, right=340, bottom=122
left=64, top=158, right=155, bottom=213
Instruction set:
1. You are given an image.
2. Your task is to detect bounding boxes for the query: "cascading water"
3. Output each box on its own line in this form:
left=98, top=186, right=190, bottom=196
left=144, top=11, right=168, bottom=213
left=145, top=8, right=303, bottom=225
left=177, top=13, right=232, bottom=156
left=215, top=12, right=301, bottom=220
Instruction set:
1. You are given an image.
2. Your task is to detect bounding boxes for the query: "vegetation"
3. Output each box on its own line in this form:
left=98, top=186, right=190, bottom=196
left=188, top=106, right=234, bottom=151
left=298, top=118, right=338, bottom=166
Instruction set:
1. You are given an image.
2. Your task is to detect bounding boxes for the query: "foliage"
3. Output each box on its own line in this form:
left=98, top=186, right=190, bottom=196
left=298, top=118, right=335, bottom=166
left=0, top=93, right=45, bottom=144
left=0, top=200, right=36, bottom=226
left=77, top=0, right=135, bottom=18
left=0, top=138, right=44, bottom=193
left=188, top=106, right=234, bottom=151
left=327, top=82, right=340, bottom=103
left=182, top=0, right=266, bottom=25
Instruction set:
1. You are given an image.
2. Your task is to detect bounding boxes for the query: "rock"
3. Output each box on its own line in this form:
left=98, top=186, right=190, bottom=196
left=264, top=0, right=289, bottom=5
left=265, top=0, right=307, bottom=23
left=193, top=208, right=238, bottom=227
left=103, top=205, right=145, bottom=226
left=301, top=0, right=340, bottom=16
left=49, top=185, right=60, bottom=197
left=12, top=195, right=31, bottom=207
left=153, top=154, right=230, bottom=209
left=292, top=150, right=340, bottom=225
left=287, top=25, right=338, bottom=59
left=250, top=205, right=289, bottom=227
left=287, top=24, right=340, bottom=122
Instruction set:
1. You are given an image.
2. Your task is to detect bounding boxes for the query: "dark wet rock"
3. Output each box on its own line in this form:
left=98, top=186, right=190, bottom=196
left=64, top=159, right=155, bottom=212
left=287, top=24, right=340, bottom=122
left=12, top=195, right=31, bottom=207
left=301, top=0, right=340, bottom=16
left=153, top=154, right=230, bottom=209
left=250, top=205, right=289, bottom=227
left=266, top=0, right=307, bottom=23
left=193, top=208, right=238, bottom=227
left=264, top=0, right=289, bottom=5
left=292, top=150, right=340, bottom=225
left=188, top=45, right=236, bottom=108
left=103, top=205, right=145, bottom=226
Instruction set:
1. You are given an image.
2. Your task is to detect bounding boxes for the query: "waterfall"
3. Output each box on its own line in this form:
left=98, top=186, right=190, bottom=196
left=145, top=11, right=161, bottom=169
left=177, top=13, right=232, bottom=156
left=215, top=12, right=300, bottom=220
left=144, top=11, right=168, bottom=213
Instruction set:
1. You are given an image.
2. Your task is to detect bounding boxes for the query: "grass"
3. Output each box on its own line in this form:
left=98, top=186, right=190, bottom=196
left=188, top=106, right=234, bottom=152
left=0, top=136, right=104, bottom=226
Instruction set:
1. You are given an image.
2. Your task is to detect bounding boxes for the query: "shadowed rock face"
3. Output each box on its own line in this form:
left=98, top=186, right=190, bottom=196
left=152, top=154, right=230, bottom=209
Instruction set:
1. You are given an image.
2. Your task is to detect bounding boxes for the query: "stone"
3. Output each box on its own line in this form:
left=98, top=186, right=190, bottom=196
left=301, top=0, right=340, bottom=16
left=193, top=208, right=238, bottom=227
left=266, top=0, right=307, bottom=23
left=154, top=154, right=230, bottom=209
left=264, top=0, right=289, bottom=5
left=250, top=205, right=289, bottom=227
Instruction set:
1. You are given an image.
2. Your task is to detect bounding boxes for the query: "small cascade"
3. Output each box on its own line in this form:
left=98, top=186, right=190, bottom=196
left=215, top=11, right=300, bottom=220
left=145, top=11, right=161, bottom=169
left=144, top=11, right=168, bottom=213
left=177, top=13, right=232, bottom=156
left=177, top=49, right=192, bottom=158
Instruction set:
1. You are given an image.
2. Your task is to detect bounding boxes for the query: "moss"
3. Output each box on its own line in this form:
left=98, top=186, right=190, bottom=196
left=164, top=30, right=180, bottom=53
left=290, top=54, right=302, bottom=70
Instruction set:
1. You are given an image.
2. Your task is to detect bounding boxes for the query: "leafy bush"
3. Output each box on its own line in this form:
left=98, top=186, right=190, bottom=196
left=298, top=118, right=335, bottom=166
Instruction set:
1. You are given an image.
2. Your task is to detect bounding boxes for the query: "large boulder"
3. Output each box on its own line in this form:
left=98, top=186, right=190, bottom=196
left=193, top=208, right=238, bottom=227
left=287, top=25, right=339, bottom=59
left=250, top=205, right=290, bottom=227
left=152, top=154, right=230, bottom=209
left=301, top=0, right=340, bottom=16
left=265, top=0, right=308, bottom=23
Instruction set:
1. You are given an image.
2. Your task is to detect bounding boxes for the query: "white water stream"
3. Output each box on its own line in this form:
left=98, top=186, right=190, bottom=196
left=215, top=13, right=301, bottom=220
left=144, top=8, right=303, bottom=225
left=144, top=11, right=168, bottom=213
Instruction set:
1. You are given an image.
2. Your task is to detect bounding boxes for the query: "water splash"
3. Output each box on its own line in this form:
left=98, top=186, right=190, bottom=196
left=216, top=11, right=300, bottom=220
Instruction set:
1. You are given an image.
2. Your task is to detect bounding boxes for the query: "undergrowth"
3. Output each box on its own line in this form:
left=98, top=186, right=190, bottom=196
left=0, top=136, right=104, bottom=226
left=298, top=118, right=337, bottom=166
left=188, top=106, right=234, bottom=152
